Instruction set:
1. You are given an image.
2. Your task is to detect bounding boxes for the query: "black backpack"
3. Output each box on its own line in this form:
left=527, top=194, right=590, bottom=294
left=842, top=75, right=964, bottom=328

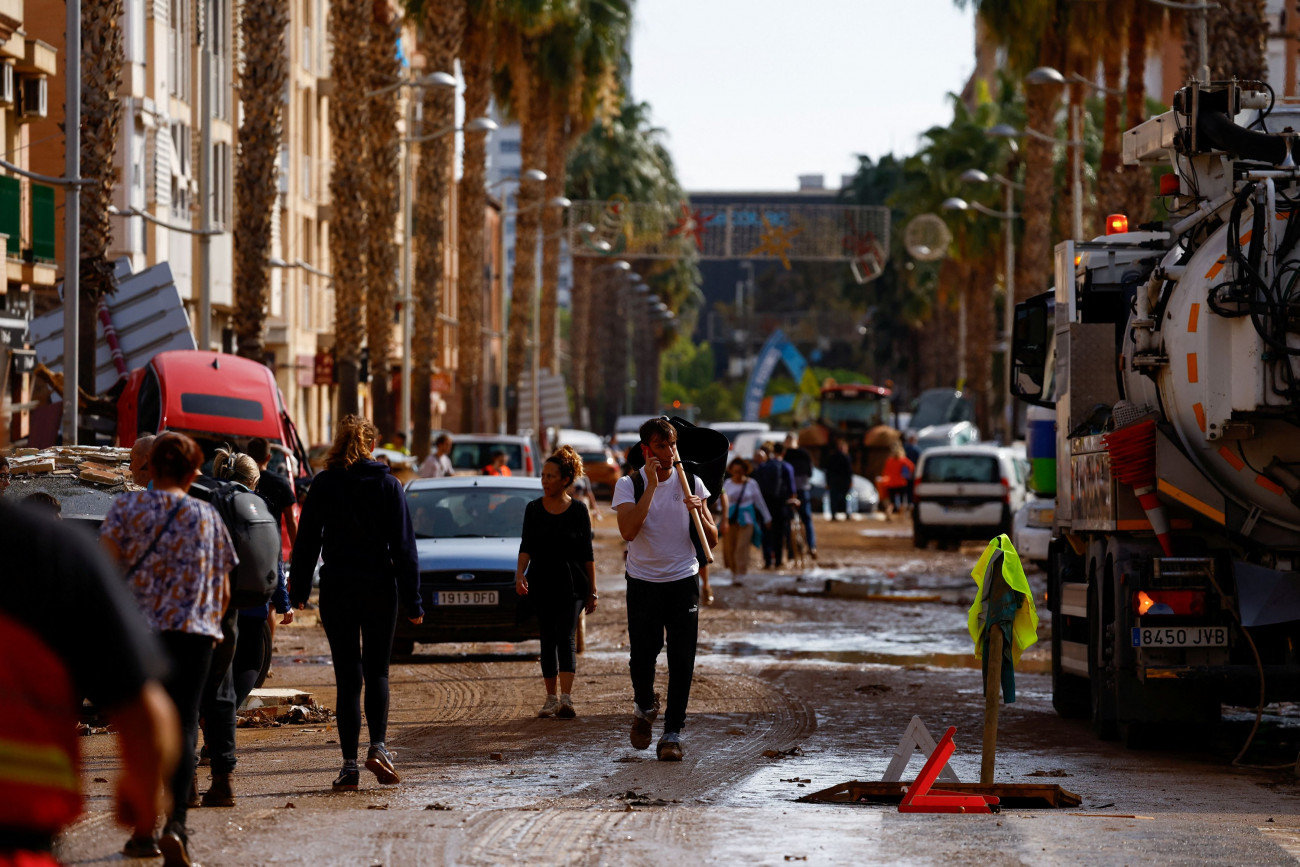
left=207, top=481, right=281, bottom=609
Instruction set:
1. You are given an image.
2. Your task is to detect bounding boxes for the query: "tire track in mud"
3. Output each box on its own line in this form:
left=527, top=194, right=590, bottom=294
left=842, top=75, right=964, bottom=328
left=590, top=667, right=816, bottom=804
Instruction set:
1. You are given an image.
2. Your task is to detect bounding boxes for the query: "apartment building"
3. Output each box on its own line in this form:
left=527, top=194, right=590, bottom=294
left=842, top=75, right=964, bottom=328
left=0, top=0, right=58, bottom=443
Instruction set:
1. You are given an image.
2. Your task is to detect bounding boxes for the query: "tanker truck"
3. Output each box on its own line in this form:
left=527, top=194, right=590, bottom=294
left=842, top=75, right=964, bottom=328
left=1010, top=80, right=1300, bottom=743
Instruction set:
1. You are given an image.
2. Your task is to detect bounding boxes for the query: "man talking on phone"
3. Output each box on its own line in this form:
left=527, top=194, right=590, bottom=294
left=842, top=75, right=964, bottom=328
left=611, top=417, right=717, bottom=761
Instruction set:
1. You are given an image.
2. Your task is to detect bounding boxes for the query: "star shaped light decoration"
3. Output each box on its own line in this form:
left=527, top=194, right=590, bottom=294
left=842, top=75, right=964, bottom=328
left=747, top=213, right=803, bottom=269
left=668, top=202, right=718, bottom=250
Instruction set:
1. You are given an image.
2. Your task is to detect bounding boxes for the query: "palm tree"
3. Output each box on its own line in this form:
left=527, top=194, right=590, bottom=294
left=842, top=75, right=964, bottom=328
left=1115, top=3, right=1166, bottom=222
left=958, top=0, right=1064, bottom=302
left=79, top=0, right=126, bottom=405
left=1190, top=0, right=1266, bottom=81
left=407, top=0, right=463, bottom=457
left=536, top=0, right=632, bottom=375
left=456, top=0, right=496, bottom=434
left=495, top=0, right=563, bottom=432
left=233, top=0, right=290, bottom=363
left=363, top=1, right=404, bottom=438
left=328, top=0, right=371, bottom=416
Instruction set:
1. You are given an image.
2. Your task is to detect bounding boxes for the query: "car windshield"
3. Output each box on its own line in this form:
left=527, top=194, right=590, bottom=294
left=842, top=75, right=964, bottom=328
left=921, top=454, right=1000, bottom=483
left=578, top=451, right=607, bottom=465
left=449, top=442, right=524, bottom=473
left=407, top=486, right=533, bottom=539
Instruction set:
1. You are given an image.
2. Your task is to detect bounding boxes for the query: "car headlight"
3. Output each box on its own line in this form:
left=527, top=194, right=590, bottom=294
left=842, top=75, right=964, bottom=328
left=1028, top=503, right=1055, bottom=525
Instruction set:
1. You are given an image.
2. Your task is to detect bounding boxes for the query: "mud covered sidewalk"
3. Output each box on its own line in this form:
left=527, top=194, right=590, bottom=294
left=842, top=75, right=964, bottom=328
left=58, top=515, right=1300, bottom=865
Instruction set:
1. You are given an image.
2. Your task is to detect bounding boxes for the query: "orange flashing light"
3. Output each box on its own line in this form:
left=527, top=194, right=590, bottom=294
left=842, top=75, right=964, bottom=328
left=1136, top=591, right=1155, bottom=615
left=1159, top=173, right=1181, bottom=196
left=1106, top=214, right=1129, bottom=235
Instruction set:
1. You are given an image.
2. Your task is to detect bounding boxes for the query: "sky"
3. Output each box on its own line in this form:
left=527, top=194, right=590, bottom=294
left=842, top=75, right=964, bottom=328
left=629, top=0, right=978, bottom=193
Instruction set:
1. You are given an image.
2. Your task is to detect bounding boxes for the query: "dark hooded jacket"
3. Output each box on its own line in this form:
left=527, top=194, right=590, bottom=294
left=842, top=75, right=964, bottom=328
left=288, top=459, right=422, bottom=618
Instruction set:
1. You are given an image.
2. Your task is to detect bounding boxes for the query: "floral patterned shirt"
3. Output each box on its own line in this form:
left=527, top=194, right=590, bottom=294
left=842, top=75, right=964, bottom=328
left=101, top=490, right=237, bottom=640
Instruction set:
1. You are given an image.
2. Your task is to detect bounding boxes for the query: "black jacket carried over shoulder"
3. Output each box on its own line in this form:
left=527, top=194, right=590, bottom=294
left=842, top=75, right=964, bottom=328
left=288, top=459, right=422, bottom=618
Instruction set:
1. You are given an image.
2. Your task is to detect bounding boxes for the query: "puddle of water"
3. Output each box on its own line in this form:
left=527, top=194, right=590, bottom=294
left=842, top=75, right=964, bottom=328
left=700, top=634, right=1052, bottom=674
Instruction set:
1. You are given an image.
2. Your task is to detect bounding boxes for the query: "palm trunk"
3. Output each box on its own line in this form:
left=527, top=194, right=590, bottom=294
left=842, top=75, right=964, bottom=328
left=457, top=14, right=491, bottom=435
left=413, top=2, right=463, bottom=455
left=328, top=0, right=369, bottom=416
left=363, top=0, right=401, bottom=439
left=1118, top=8, right=1154, bottom=223
left=601, top=277, right=627, bottom=429
left=1016, top=83, right=1060, bottom=305
left=1096, top=7, right=1125, bottom=224
left=570, top=256, right=592, bottom=425
left=539, top=103, right=566, bottom=375
left=234, top=0, right=289, bottom=363
left=80, top=0, right=125, bottom=409
left=1191, top=0, right=1266, bottom=81
left=506, top=72, right=547, bottom=433
left=966, top=257, right=995, bottom=438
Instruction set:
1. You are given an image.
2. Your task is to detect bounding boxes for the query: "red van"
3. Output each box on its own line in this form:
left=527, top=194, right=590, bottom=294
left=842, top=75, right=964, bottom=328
left=118, top=350, right=314, bottom=555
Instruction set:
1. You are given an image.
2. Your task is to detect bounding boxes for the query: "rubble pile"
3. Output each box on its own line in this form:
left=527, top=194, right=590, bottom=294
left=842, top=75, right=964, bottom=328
left=3, top=446, right=138, bottom=490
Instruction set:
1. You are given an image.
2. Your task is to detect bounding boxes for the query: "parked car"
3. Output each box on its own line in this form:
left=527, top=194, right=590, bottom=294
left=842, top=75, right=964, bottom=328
left=393, top=476, right=570, bottom=656
left=447, top=434, right=540, bottom=477
left=913, top=421, right=981, bottom=453
left=1011, top=493, right=1054, bottom=570
left=912, top=445, right=1027, bottom=549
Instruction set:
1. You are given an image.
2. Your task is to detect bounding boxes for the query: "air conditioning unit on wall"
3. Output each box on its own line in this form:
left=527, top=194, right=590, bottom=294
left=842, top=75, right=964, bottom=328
left=19, top=76, right=47, bottom=121
left=0, top=65, right=14, bottom=106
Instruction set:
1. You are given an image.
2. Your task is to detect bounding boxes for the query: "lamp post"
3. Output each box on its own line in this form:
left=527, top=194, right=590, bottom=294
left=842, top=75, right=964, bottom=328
left=943, top=189, right=1019, bottom=444
left=395, top=114, right=496, bottom=441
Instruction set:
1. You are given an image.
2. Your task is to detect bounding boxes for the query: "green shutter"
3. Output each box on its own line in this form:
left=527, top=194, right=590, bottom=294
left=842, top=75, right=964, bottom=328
left=30, top=183, right=55, bottom=261
left=0, top=176, right=18, bottom=259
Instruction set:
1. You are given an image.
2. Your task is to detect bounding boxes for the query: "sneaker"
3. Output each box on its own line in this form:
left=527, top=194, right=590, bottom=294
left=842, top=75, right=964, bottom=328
left=629, top=693, right=660, bottom=750
left=332, top=766, right=359, bottom=791
left=556, top=694, right=576, bottom=719
left=158, top=824, right=196, bottom=867
left=200, top=772, right=234, bottom=807
left=538, top=695, right=560, bottom=718
left=657, top=731, right=684, bottom=762
left=365, top=744, right=401, bottom=784
left=122, top=834, right=161, bottom=858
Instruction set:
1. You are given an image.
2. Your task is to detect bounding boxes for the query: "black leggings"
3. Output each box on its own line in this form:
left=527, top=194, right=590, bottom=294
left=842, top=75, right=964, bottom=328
left=233, top=614, right=269, bottom=708
left=158, top=631, right=214, bottom=830
left=319, top=579, right=398, bottom=761
left=537, top=595, right=585, bottom=679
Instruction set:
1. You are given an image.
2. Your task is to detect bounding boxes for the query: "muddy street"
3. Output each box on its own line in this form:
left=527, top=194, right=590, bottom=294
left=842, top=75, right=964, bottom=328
left=59, top=514, right=1300, bottom=866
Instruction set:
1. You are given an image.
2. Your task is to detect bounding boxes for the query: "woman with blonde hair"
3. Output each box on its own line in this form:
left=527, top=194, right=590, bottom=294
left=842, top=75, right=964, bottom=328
left=515, top=445, right=597, bottom=719
left=289, top=415, right=423, bottom=791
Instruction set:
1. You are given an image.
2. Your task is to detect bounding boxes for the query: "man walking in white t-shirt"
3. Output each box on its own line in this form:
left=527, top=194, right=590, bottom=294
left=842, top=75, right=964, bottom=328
left=612, top=418, right=716, bottom=761
left=418, top=433, right=454, bottom=478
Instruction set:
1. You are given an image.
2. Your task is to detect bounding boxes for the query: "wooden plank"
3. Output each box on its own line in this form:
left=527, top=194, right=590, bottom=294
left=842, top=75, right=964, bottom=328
left=799, top=781, right=1082, bottom=809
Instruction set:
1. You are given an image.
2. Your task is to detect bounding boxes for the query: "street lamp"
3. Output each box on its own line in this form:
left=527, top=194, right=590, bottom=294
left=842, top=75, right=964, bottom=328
left=955, top=168, right=1024, bottom=445
left=403, top=115, right=498, bottom=145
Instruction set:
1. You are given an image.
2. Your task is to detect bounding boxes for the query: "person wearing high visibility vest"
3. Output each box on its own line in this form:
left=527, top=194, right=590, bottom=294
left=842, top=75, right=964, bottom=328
left=0, top=499, right=178, bottom=866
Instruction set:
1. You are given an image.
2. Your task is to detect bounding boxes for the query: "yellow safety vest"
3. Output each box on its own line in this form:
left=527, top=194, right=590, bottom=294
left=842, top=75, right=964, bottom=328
left=966, top=534, right=1039, bottom=663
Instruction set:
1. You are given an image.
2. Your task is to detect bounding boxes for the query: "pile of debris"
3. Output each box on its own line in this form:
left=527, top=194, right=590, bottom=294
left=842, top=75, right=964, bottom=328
left=4, top=446, right=138, bottom=489
left=237, top=689, right=335, bottom=728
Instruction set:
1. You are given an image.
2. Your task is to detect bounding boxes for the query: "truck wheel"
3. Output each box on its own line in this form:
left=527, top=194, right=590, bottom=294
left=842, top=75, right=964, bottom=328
left=1048, top=542, right=1089, bottom=719
left=575, top=610, right=587, bottom=655
left=391, top=637, right=416, bottom=659
left=1089, top=554, right=1119, bottom=740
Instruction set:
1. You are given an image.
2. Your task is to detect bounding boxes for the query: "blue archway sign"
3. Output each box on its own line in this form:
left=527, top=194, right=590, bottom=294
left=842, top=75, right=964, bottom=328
left=742, top=330, right=809, bottom=422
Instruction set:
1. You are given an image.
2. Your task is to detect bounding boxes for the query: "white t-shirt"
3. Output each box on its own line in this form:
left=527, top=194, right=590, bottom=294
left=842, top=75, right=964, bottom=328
left=612, top=467, right=711, bottom=583
left=418, top=453, right=454, bottom=478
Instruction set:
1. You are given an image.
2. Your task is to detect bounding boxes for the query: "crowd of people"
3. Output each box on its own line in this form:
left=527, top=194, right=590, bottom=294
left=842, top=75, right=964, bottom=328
left=1, top=415, right=876, bottom=866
